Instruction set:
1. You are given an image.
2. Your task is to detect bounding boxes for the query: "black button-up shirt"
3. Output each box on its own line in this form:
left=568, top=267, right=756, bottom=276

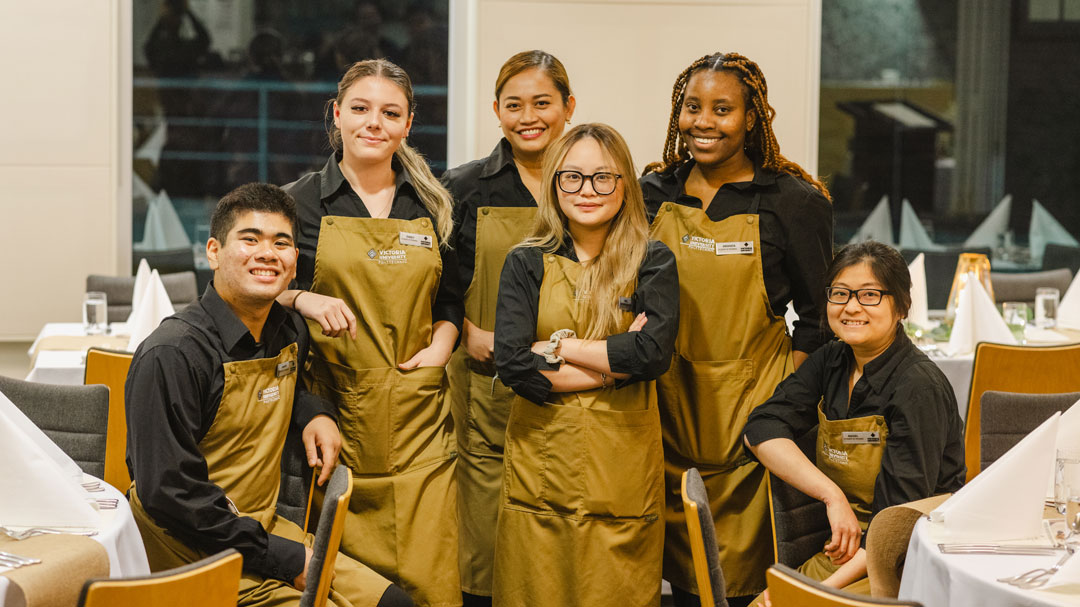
left=494, top=241, right=680, bottom=404
left=284, top=152, right=464, bottom=329
left=125, top=284, right=335, bottom=582
left=640, top=162, right=834, bottom=354
left=743, top=327, right=966, bottom=517
left=442, top=138, right=536, bottom=292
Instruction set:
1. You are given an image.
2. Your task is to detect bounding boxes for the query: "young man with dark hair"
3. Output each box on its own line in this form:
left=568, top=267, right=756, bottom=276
left=126, top=183, right=413, bottom=607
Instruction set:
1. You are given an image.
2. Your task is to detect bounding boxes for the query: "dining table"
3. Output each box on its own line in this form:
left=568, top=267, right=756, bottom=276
left=25, top=323, right=131, bottom=386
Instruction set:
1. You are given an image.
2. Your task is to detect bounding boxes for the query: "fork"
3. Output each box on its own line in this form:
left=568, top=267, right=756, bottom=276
left=998, top=547, right=1075, bottom=588
left=0, top=525, right=99, bottom=540
left=0, top=550, right=41, bottom=568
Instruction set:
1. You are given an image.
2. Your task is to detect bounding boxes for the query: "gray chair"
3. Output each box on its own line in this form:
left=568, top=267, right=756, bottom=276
left=681, top=468, right=728, bottom=607
left=132, top=248, right=197, bottom=276
left=901, top=247, right=992, bottom=309
left=86, top=271, right=198, bottom=320
left=276, top=424, right=314, bottom=528
left=767, top=427, right=829, bottom=569
left=0, top=375, right=109, bottom=477
left=990, top=268, right=1073, bottom=306
left=1042, top=244, right=1080, bottom=274
left=300, top=465, right=353, bottom=607
left=980, top=390, right=1080, bottom=471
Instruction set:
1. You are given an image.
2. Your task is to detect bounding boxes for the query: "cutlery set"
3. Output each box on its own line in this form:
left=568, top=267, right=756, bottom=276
left=0, top=525, right=99, bottom=540
left=996, top=547, right=1076, bottom=589
left=0, top=550, right=41, bottom=570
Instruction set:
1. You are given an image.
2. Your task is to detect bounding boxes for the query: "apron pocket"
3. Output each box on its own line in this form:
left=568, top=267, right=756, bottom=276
left=582, top=407, right=662, bottom=519
left=504, top=399, right=550, bottom=511
left=660, top=356, right=756, bottom=466
left=392, top=365, right=454, bottom=472
left=307, top=362, right=393, bottom=475
left=465, top=364, right=512, bottom=455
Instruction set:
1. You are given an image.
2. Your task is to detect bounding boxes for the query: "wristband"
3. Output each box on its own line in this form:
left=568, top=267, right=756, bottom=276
left=292, top=290, right=305, bottom=310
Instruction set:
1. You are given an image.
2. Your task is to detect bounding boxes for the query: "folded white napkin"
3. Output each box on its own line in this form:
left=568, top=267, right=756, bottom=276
left=127, top=259, right=152, bottom=322
left=945, top=274, right=1017, bottom=356
left=930, top=412, right=1060, bottom=541
left=126, top=269, right=175, bottom=352
left=0, top=390, right=83, bottom=484
left=1030, top=199, right=1079, bottom=263
left=134, top=120, right=167, bottom=165
left=0, top=396, right=99, bottom=528
left=1047, top=397, right=1080, bottom=499
left=899, top=199, right=944, bottom=251
left=907, top=253, right=930, bottom=329
left=963, top=194, right=1012, bottom=248
left=848, top=195, right=894, bottom=246
left=134, top=189, right=192, bottom=252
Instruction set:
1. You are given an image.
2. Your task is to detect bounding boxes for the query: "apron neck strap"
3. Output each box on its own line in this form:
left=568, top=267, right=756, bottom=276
left=748, top=190, right=762, bottom=215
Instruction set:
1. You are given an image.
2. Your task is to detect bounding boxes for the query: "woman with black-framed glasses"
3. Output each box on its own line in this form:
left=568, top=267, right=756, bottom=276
left=742, top=241, right=965, bottom=603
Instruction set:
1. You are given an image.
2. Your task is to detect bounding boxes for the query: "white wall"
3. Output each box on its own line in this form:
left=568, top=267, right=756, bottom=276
left=0, top=1, right=130, bottom=340
left=450, top=0, right=821, bottom=176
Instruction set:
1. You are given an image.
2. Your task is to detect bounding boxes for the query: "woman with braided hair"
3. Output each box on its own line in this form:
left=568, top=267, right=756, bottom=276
left=640, top=52, right=833, bottom=606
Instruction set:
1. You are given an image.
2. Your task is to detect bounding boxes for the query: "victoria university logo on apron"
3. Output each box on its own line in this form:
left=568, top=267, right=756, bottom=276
left=679, top=233, right=716, bottom=253
left=365, top=248, right=408, bottom=265
left=822, top=441, right=849, bottom=465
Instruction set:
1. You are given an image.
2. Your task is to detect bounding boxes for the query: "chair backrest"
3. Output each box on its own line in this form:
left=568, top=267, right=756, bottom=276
left=965, top=342, right=1080, bottom=481
left=84, top=348, right=134, bottom=491
left=1042, top=243, right=1080, bottom=274
left=0, top=374, right=109, bottom=477
left=300, top=465, right=353, bottom=607
left=864, top=494, right=951, bottom=598
left=900, top=247, right=992, bottom=309
left=86, top=271, right=199, bottom=320
left=680, top=468, right=728, bottom=607
left=132, top=249, right=197, bottom=276
left=767, top=427, right=829, bottom=568
left=78, top=549, right=242, bottom=607
left=277, top=424, right=316, bottom=528
left=980, top=390, right=1080, bottom=471
left=990, top=268, right=1073, bottom=305
left=766, top=564, right=923, bottom=607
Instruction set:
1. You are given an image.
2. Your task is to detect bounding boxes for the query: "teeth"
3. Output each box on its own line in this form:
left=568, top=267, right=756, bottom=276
left=520, top=128, right=543, bottom=136
left=694, top=137, right=719, bottom=144
left=251, top=270, right=277, bottom=276
left=842, top=320, right=867, bottom=325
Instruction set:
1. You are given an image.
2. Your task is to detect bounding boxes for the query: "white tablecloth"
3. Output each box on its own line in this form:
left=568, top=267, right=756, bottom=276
left=899, top=518, right=1080, bottom=607
left=25, top=323, right=130, bottom=386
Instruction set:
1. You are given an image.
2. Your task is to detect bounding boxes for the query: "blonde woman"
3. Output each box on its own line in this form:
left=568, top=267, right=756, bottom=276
left=492, top=123, right=679, bottom=607
left=280, top=59, right=462, bottom=607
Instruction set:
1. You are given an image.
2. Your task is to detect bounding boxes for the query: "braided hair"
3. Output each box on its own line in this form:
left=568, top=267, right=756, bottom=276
left=644, top=52, right=831, bottom=200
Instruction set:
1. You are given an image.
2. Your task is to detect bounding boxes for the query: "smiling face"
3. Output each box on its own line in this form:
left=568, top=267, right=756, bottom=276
left=494, top=67, right=575, bottom=160
left=555, top=137, right=624, bottom=234
left=678, top=69, right=756, bottom=170
left=334, top=76, right=412, bottom=166
left=207, top=210, right=297, bottom=309
left=827, top=261, right=903, bottom=357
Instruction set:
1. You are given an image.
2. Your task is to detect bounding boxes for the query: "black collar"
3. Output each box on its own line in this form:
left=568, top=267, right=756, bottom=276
left=829, top=324, right=913, bottom=393
left=478, top=138, right=518, bottom=180
left=672, top=159, right=778, bottom=194
left=200, top=282, right=288, bottom=353
left=316, top=151, right=415, bottom=201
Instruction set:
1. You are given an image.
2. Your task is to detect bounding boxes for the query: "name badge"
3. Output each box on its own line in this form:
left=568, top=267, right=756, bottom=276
left=841, top=431, right=882, bottom=445
left=258, top=385, right=280, bottom=404
left=399, top=231, right=433, bottom=248
left=715, top=241, right=754, bottom=256
left=275, top=360, right=296, bottom=377
left=618, top=296, right=634, bottom=312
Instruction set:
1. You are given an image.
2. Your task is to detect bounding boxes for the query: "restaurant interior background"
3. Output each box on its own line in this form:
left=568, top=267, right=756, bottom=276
left=2, top=0, right=1079, bottom=371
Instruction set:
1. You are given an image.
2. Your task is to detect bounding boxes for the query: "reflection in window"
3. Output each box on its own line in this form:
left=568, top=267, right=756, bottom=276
left=131, top=0, right=448, bottom=284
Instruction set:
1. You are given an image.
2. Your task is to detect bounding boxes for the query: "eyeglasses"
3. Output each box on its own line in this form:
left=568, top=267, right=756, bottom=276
left=554, top=170, right=622, bottom=196
left=826, top=287, right=891, bottom=306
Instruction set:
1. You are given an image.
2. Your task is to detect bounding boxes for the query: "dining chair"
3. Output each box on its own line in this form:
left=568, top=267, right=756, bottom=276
left=965, top=342, right=1080, bottom=482
left=900, top=247, right=992, bottom=309
left=767, top=428, right=829, bottom=569
left=277, top=424, right=316, bottom=528
left=1042, top=243, right=1080, bottom=274
left=86, top=271, right=198, bottom=320
left=0, top=374, right=109, bottom=477
left=864, top=494, right=951, bottom=598
left=990, top=268, right=1073, bottom=306
left=980, top=390, right=1080, bottom=471
left=300, top=464, right=354, bottom=607
left=765, top=564, right=923, bottom=607
left=77, top=549, right=242, bottom=607
left=84, top=348, right=134, bottom=492
left=680, top=468, right=729, bottom=607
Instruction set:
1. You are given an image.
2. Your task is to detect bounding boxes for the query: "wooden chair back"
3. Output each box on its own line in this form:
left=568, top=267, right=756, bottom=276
left=680, top=468, right=727, bottom=607
left=84, top=348, right=134, bottom=492
left=965, top=342, right=1080, bottom=481
left=300, top=465, right=353, bottom=607
left=766, top=564, right=923, bottom=607
left=78, top=549, right=242, bottom=607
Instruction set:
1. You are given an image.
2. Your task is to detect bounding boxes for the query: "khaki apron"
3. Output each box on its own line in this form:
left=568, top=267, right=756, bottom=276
left=789, top=403, right=889, bottom=595
left=447, top=204, right=536, bottom=595
left=492, top=253, right=665, bottom=607
left=130, top=343, right=391, bottom=607
left=650, top=199, right=792, bottom=596
left=305, top=215, right=460, bottom=607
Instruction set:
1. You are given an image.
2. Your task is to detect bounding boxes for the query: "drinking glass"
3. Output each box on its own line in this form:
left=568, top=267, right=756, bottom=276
left=83, top=291, right=108, bottom=335
left=1035, top=287, right=1060, bottom=329
left=1002, top=301, right=1029, bottom=343
left=1055, top=447, right=1080, bottom=515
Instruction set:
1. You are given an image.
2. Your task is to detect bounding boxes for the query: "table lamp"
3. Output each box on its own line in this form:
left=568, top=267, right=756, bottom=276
left=945, top=253, right=994, bottom=325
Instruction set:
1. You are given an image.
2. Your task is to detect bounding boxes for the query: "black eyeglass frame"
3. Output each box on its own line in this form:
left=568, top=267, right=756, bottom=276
left=825, top=287, right=892, bottom=306
left=554, top=170, right=623, bottom=195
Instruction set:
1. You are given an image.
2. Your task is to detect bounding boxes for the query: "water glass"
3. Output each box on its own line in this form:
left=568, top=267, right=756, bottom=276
left=1035, top=287, right=1060, bottom=329
left=1055, top=447, right=1080, bottom=515
left=1002, top=301, right=1029, bottom=343
left=83, top=291, right=108, bottom=335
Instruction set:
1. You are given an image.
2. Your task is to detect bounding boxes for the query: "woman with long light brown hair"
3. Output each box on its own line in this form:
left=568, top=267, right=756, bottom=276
left=493, top=123, right=679, bottom=607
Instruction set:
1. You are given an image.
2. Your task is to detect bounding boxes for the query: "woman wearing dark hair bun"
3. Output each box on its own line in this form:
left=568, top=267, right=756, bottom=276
left=743, top=241, right=965, bottom=601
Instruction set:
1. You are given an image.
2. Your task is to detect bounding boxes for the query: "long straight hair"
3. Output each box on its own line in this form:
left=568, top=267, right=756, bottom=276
left=327, top=59, right=454, bottom=245
left=519, top=123, right=650, bottom=339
